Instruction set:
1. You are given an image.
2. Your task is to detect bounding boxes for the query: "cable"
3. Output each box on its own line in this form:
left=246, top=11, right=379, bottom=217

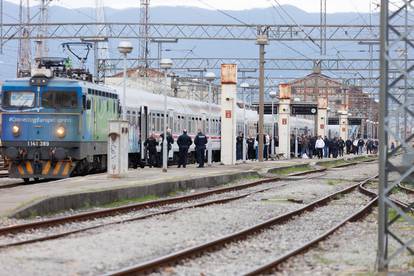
left=194, top=0, right=249, bottom=25
left=271, top=0, right=320, bottom=50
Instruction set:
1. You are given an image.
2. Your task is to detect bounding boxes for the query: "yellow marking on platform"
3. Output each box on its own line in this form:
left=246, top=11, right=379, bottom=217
left=52, top=162, right=62, bottom=176
left=42, top=161, right=51, bottom=175
left=17, top=165, right=24, bottom=175
left=25, top=162, right=33, bottom=175
left=62, top=162, right=71, bottom=176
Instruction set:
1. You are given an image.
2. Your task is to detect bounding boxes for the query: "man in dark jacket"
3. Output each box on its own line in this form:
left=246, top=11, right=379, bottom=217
left=144, top=132, right=158, bottom=168
left=338, top=137, right=345, bottom=157
left=236, top=132, right=244, bottom=161
left=324, top=136, right=330, bottom=158
left=357, top=138, right=365, bottom=155
left=331, top=137, right=339, bottom=158
left=177, top=129, right=192, bottom=168
left=247, top=136, right=256, bottom=160
left=194, top=129, right=208, bottom=168
left=308, top=135, right=316, bottom=159
left=159, top=128, right=174, bottom=167
left=345, top=139, right=352, bottom=154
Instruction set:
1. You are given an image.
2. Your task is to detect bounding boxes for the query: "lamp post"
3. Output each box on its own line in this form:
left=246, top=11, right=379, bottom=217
left=269, top=90, right=277, bottom=158
left=118, top=41, right=133, bottom=120
left=240, top=82, right=250, bottom=163
left=205, top=72, right=216, bottom=166
left=160, top=58, right=173, bottom=173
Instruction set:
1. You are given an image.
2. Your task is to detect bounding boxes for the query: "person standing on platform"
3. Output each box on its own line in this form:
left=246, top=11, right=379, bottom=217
left=323, top=136, right=330, bottom=158
left=315, top=136, right=325, bottom=159
left=177, top=129, right=192, bottom=168
left=247, top=136, right=256, bottom=161
left=331, top=137, right=339, bottom=158
left=345, top=138, right=352, bottom=154
left=160, top=127, right=174, bottom=167
left=236, top=132, right=244, bottom=161
left=308, top=135, right=316, bottom=159
left=353, top=138, right=359, bottom=155
left=338, top=137, right=345, bottom=157
left=144, top=132, right=158, bottom=168
left=357, top=137, right=365, bottom=155
left=194, top=129, right=208, bottom=168
left=264, top=133, right=270, bottom=160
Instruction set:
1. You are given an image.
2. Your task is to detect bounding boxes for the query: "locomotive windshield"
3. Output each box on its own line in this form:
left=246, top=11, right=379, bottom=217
left=2, top=91, right=35, bottom=109
left=42, top=91, right=78, bottom=109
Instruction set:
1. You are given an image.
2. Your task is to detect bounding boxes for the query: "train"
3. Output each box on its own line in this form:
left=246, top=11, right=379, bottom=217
left=0, top=58, right=317, bottom=182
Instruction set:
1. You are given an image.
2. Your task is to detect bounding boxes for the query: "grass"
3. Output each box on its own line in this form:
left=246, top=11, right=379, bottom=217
left=101, top=194, right=160, bottom=208
left=272, top=165, right=313, bottom=175
left=326, top=179, right=345, bottom=186
left=388, top=208, right=414, bottom=223
left=318, top=159, right=349, bottom=168
left=314, top=254, right=335, bottom=265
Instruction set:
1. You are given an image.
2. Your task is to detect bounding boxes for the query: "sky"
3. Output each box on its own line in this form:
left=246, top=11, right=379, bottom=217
left=7, top=0, right=378, bottom=13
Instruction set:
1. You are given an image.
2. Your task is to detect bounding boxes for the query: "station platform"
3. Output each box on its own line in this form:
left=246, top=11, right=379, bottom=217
left=0, top=159, right=322, bottom=219
left=0, top=154, right=376, bottom=219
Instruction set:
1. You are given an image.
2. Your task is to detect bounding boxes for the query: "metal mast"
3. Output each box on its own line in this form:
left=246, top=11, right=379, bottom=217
left=378, top=0, right=414, bottom=271
left=35, top=0, right=51, bottom=59
left=320, top=0, right=327, bottom=56
left=139, top=0, right=150, bottom=75
left=17, top=0, right=31, bottom=77
left=95, top=0, right=109, bottom=82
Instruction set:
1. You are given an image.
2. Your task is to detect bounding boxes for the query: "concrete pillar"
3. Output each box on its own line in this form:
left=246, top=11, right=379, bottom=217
left=278, top=84, right=291, bottom=159
left=317, top=97, right=328, bottom=137
left=108, top=120, right=129, bottom=178
left=220, top=64, right=237, bottom=165
left=339, top=112, right=348, bottom=140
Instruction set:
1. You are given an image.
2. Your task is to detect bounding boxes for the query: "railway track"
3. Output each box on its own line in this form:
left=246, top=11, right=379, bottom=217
left=104, top=175, right=378, bottom=276
left=0, top=159, right=377, bottom=248
left=244, top=177, right=412, bottom=276
left=398, top=183, right=414, bottom=194
left=0, top=167, right=330, bottom=246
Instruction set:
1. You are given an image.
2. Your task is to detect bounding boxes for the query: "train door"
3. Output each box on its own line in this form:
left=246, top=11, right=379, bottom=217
left=85, top=95, right=95, bottom=140
left=140, top=106, right=148, bottom=160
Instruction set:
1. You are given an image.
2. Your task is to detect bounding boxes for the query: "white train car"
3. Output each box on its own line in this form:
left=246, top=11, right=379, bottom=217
left=111, top=84, right=258, bottom=163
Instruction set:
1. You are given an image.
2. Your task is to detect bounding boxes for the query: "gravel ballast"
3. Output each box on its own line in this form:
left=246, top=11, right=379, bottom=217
left=157, top=191, right=371, bottom=276
left=0, top=163, right=381, bottom=275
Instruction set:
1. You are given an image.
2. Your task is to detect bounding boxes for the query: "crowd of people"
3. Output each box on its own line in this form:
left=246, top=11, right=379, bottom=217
left=292, top=135, right=379, bottom=159
left=144, top=127, right=379, bottom=168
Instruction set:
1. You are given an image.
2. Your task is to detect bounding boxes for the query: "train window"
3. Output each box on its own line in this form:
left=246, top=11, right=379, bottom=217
left=42, top=91, right=78, bottom=109
left=2, top=91, right=35, bottom=108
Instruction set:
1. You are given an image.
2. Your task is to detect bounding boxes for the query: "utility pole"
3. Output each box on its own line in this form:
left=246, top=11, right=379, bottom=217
left=139, top=0, right=150, bottom=75
left=256, top=26, right=269, bottom=162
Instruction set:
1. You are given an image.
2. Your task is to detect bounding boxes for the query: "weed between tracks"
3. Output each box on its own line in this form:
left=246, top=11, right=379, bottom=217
left=326, top=179, right=346, bottom=186
left=101, top=195, right=161, bottom=208
left=272, top=165, right=313, bottom=175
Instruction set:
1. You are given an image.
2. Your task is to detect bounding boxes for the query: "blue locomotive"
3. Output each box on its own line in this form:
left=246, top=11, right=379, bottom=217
left=1, top=58, right=124, bottom=182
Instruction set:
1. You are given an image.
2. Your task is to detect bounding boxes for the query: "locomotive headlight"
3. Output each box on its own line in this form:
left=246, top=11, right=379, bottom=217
left=55, top=126, right=66, bottom=138
left=12, top=125, right=20, bottom=137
